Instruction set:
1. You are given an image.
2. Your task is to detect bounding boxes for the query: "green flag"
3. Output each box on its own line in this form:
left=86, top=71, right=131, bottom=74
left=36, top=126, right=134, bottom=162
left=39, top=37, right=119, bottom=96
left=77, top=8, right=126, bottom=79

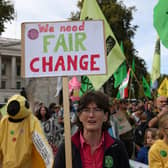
left=114, top=61, right=127, bottom=88
left=0, top=104, right=7, bottom=116
left=151, top=37, right=160, bottom=85
left=120, top=41, right=124, bottom=53
left=116, top=91, right=120, bottom=99
left=142, top=76, right=152, bottom=98
left=79, top=76, right=94, bottom=96
left=80, top=0, right=125, bottom=90
left=154, top=0, right=168, bottom=48
left=113, top=41, right=127, bottom=88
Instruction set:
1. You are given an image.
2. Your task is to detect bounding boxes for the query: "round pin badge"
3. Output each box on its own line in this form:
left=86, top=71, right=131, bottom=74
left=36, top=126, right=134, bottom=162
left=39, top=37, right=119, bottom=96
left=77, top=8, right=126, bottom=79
left=27, top=29, right=39, bottom=40
left=160, top=150, right=167, bottom=157
left=105, top=155, right=113, bottom=168
left=10, top=130, right=14, bottom=135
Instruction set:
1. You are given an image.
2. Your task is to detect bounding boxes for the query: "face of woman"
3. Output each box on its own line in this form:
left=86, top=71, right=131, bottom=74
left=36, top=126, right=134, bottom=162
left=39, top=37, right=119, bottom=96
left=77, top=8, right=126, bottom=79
left=78, top=102, right=108, bottom=133
left=146, top=131, right=155, bottom=147
left=40, top=107, right=46, bottom=117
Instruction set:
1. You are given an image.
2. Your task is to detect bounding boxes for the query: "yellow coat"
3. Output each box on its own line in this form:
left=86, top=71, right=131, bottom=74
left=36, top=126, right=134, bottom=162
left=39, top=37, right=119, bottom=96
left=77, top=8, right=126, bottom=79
left=149, top=139, right=168, bottom=168
left=0, top=95, right=54, bottom=168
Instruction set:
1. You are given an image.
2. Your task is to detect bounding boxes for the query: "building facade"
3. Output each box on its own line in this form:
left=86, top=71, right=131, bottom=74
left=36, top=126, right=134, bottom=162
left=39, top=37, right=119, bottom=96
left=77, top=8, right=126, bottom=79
left=0, top=37, right=25, bottom=103
left=0, top=37, right=60, bottom=108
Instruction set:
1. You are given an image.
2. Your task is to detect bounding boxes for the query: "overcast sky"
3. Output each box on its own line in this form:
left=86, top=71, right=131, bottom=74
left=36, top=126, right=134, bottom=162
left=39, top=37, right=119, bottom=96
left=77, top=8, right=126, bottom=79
left=2, top=0, right=167, bottom=74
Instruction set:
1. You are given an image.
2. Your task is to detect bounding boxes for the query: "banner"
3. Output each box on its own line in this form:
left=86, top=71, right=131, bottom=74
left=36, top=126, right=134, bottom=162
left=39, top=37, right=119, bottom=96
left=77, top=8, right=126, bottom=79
left=55, top=77, right=62, bottom=97
left=42, top=117, right=64, bottom=156
left=79, top=75, right=94, bottom=96
left=114, top=61, right=127, bottom=88
left=142, top=76, right=152, bottom=98
left=118, top=68, right=131, bottom=98
left=151, top=37, right=160, bottom=85
left=158, top=78, right=168, bottom=97
left=22, top=20, right=106, bottom=77
left=80, top=0, right=125, bottom=90
left=0, top=104, right=7, bottom=116
left=154, top=0, right=168, bottom=48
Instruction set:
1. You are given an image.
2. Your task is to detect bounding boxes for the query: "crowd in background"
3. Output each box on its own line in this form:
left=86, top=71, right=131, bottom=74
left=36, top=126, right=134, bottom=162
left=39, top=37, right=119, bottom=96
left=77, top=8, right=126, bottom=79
left=1, top=93, right=168, bottom=166
left=29, top=94, right=168, bottom=165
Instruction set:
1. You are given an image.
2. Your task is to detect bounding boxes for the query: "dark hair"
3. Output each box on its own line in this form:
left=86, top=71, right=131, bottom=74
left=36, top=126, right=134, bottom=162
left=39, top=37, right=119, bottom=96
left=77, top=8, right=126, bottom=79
left=36, top=106, right=51, bottom=121
left=49, top=102, right=56, bottom=110
left=76, top=90, right=111, bottom=131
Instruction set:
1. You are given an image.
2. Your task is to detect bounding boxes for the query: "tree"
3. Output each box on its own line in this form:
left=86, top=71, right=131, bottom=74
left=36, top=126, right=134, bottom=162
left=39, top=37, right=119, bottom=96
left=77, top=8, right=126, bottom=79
left=71, top=0, right=148, bottom=98
left=0, top=0, right=15, bottom=35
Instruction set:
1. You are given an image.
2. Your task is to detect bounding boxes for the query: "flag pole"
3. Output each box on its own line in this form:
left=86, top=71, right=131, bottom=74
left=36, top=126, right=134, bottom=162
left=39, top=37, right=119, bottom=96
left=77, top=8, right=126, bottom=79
left=125, top=58, right=149, bottom=100
left=62, top=77, right=72, bottom=168
left=128, top=73, right=133, bottom=99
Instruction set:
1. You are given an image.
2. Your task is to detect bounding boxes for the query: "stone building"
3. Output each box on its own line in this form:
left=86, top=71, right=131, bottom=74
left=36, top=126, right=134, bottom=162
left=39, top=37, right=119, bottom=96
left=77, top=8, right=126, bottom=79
left=0, top=37, right=23, bottom=103
left=0, top=37, right=60, bottom=109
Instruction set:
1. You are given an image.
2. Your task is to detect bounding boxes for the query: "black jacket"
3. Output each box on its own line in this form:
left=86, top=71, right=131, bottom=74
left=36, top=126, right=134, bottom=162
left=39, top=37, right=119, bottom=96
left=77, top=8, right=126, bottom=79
left=54, top=131, right=130, bottom=168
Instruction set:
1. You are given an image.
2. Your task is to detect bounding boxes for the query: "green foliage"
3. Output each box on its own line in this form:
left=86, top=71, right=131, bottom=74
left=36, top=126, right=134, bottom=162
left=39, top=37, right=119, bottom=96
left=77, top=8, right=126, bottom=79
left=0, top=0, right=15, bottom=34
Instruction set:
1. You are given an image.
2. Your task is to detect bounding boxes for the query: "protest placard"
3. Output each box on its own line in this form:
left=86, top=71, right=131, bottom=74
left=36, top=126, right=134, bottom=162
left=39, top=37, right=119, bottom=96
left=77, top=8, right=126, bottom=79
left=22, top=20, right=106, bottom=168
left=22, top=20, right=106, bottom=77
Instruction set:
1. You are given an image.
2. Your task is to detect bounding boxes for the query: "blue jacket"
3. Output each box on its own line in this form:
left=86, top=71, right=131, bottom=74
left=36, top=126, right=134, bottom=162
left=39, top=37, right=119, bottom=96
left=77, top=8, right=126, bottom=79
left=136, top=146, right=149, bottom=165
left=54, top=130, right=130, bottom=168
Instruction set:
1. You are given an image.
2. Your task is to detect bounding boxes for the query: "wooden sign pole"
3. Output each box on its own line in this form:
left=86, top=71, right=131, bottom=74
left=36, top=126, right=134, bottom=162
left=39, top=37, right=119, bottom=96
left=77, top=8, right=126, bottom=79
left=62, top=76, right=72, bottom=168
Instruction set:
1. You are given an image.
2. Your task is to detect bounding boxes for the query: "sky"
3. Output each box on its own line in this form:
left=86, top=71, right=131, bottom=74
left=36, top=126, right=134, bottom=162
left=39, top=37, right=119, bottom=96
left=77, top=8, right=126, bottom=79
left=2, top=0, right=167, bottom=74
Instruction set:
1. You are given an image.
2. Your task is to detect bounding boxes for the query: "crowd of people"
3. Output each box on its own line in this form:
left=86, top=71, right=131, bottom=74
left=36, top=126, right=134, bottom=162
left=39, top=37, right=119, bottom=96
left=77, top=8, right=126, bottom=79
left=29, top=90, right=168, bottom=167
left=30, top=92, right=168, bottom=167
left=1, top=90, right=168, bottom=167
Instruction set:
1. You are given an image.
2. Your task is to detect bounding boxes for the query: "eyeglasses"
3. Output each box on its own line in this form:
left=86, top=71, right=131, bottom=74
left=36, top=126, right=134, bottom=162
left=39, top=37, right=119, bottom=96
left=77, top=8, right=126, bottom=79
left=81, top=107, right=103, bottom=114
left=160, top=101, right=167, bottom=103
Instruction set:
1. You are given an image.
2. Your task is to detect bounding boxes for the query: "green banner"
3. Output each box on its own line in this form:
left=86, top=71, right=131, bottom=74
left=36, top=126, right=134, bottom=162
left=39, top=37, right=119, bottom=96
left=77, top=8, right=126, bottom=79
left=80, top=0, right=125, bottom=90
left=114, top=61, right=127, bottom=88
left=154, top=0, right=168, bottom=48
left=142, top=76, right=152, bottom=98
left=0, top=105, right=7, bottom=116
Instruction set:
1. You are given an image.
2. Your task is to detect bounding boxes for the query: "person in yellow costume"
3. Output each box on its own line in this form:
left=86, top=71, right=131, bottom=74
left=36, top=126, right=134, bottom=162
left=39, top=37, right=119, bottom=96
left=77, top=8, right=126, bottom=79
left=149, top=113, right=168, bottom=168
left=0, top=94, right=54, bottom=168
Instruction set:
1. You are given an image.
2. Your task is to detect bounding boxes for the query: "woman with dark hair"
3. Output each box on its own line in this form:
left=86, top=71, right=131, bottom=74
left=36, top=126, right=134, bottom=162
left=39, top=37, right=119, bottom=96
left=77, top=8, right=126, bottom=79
left=54, top=90, right=130, bottom=168
left=36, top=106, right=51, bottom=122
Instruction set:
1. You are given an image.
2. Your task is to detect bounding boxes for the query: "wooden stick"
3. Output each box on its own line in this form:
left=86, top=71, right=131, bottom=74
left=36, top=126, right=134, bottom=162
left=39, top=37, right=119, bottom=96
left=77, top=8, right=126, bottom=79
left=62, top=77, right=72, bottom=168
left=21, top=23, right=25, bottom=77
